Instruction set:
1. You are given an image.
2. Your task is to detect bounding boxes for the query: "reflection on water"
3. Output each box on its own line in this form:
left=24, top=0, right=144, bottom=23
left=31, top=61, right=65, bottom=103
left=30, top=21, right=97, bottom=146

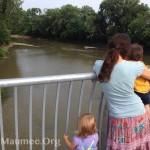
left=0, top=38, right=150, bottom=150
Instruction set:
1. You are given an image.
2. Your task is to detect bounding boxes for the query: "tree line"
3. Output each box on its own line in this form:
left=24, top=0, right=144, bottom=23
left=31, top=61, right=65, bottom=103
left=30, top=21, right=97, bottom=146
left=0, top=0, right=150, bottom=49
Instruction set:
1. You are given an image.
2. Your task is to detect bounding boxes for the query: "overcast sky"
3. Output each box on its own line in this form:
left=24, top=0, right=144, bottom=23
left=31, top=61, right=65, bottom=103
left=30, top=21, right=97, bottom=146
left=22, top=0, right=150, bottom=12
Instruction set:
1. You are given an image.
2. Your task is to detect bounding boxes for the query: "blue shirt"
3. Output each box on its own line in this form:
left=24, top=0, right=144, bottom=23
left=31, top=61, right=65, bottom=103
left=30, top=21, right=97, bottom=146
left=93, top=60, right=146, bottom=118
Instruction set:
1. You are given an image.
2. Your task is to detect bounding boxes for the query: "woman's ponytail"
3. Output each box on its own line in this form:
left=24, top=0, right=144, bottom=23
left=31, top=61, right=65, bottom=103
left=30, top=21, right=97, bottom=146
left=98, top=48, right=119, bottom=82
left=98, top=33, right=131, bottom=83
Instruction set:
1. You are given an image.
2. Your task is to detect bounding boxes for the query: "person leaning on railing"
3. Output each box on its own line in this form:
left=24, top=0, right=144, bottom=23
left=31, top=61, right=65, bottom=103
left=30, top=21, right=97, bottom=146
left=93, top=33, right=150, bottom=150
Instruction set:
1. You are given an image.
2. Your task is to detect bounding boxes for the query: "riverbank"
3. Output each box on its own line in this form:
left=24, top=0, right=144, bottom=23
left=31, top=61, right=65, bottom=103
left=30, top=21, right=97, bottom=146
left=0, top=41, right=39, bottom=51
left=11, top=34, right=32, bottom=39
left=11, top=34, right=107, bottom=51
left=0, top=41, right=39, bottom=58
left=0, top=42, right=14, bottom=51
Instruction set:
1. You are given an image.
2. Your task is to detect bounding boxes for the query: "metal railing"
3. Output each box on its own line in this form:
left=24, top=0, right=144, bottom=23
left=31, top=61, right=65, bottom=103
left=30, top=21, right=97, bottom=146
left=0, top=72, right=108, bottom=150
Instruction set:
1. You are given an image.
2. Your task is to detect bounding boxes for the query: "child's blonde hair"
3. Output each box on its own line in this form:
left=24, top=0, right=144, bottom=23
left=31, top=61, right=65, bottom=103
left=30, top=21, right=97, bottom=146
left=75, top=113, right=97, bottom=138
left=130, top=43, right=143, bottom=61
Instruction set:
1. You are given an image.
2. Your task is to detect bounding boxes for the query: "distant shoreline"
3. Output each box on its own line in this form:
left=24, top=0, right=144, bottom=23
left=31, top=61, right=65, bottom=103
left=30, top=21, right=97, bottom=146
left=11, top=34, right=32, bottom=39
left=0, top=35, right=32, bottom=52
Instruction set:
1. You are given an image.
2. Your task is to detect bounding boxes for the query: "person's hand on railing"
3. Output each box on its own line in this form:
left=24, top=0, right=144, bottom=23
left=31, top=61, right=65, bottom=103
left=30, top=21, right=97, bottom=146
left=64, top=134, right=76, bottom=150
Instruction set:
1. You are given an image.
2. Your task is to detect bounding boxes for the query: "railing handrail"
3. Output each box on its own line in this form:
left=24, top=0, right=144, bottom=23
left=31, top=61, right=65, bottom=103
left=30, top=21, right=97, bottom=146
left=0, top=72, right=97, bottom=88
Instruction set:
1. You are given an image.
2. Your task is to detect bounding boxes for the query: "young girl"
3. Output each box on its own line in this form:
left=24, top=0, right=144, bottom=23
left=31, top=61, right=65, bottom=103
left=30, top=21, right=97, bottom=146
left=64, top=113, right=99, bottom=150
left=130, top=43, right=150, bottom=119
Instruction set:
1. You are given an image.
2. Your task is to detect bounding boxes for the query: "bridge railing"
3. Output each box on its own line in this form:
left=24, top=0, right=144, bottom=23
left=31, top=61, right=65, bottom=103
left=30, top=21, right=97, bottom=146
left=0, top=72, right=108, bottom=150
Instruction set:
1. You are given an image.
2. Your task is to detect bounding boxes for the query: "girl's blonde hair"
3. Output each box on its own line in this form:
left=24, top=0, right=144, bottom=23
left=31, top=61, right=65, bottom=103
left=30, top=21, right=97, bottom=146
left=75, top=113, right=97, bottom=138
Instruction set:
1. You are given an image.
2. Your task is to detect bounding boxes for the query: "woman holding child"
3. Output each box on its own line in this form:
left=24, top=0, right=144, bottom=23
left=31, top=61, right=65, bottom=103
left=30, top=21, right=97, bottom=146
left=93, top=33, right=150, bottom=150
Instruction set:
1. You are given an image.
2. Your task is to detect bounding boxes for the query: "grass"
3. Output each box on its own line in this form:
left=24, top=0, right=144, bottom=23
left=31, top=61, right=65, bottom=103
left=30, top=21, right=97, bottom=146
left=1, top=88, right=7, bottom=99
left=0, top=48, right=8, bottom=57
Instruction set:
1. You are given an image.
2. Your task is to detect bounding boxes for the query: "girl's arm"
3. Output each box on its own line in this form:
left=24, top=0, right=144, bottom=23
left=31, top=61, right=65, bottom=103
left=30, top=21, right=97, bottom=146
left=64, top=135, right=76, bottom=150
left=141, top=69, right=150, bottom=80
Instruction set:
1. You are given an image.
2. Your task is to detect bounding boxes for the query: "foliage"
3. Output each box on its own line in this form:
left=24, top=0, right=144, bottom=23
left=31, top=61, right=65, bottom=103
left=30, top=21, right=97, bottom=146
left=0, top=14, right=10, bottom=45
left=98, top=0, right=149, bottom=36
left=58, top=5, right=82, bottom=40
left=42, top=8, right=61, bottom=38
left=21, top=5, right=98, bottom=41
left=19, top=5, right=98, bottom=41
left=23, top=8, right=42, bottom=36
left=0, top=88, right=7, bottom=99
left=0, top=48, right=8, bottom=57
left=0, top=0, right=150, bottom=49
left=129, top=12, right=150, bottom=48
left=0, top=0, right=23, bottom=45
left=80, top=6, right=98, bottom=40
left=4, top=0, right=24, bottom=34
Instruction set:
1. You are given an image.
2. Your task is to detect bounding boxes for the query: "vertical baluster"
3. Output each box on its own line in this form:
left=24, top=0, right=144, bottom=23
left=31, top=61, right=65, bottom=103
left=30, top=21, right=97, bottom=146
left=42, top=84, right=47, bottom=150
left=65, top=81, right=73, bottom=134
left=65, top=81, right=73, bottom=150
left=77, top=80, right=85, bottom=118
left=54, top=83, right=61, bottom=150
left=14, top=87, right=19, bottom=150
left=88, top=80, right=96, bottom=113
left=0, top=88, right=5, bottom=150
left=97, top=92, right=104, bottom=150
left=29, top=86, right=33, bottom=150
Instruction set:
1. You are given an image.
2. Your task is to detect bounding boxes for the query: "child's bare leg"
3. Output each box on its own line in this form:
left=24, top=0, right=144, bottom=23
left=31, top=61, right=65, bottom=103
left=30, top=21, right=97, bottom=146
left=144, top=104, right=150, bottom=120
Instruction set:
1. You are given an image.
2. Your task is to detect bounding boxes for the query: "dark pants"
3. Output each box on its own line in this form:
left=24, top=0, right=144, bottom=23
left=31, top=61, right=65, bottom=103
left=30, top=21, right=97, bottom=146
left=135, top=91, right=150, bottom=105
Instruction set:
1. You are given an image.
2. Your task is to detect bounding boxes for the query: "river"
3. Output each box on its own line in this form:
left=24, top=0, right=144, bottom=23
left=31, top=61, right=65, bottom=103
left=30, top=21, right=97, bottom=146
left=0, top=38, right=150, bottom=150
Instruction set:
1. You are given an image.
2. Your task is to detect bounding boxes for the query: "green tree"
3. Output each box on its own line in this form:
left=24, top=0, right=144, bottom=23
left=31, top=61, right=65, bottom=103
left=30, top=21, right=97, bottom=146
left=0, top=0, right=23, bottom=45
left=0, top=0, right=10, bottom=45
left=24, top=8, right=42, bottom=36
left=129, top=12, right=150, bottom=48
left=80, top=6, right=98, bottom=41
left=98, top=0, right=149, bottom=38
left=3, top=0, right=23, bottom=28
left=41, top=8, right=61, bottom=38
left=11, top=9, right=27, bottom=34
left=56, top=5, right=81, bottom=40
left=1, top=0, right=7, bottom=14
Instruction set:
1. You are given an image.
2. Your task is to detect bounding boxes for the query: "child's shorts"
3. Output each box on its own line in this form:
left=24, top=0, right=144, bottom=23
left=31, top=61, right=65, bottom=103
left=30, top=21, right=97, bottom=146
left=135, top=91, right=150, bottom=105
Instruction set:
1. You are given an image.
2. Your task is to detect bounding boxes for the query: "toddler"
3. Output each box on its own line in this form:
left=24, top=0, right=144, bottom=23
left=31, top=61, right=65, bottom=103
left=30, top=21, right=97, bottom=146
left=64, top=113, right=99, bottom=150
left=130, top=43, right=150, bottom=119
